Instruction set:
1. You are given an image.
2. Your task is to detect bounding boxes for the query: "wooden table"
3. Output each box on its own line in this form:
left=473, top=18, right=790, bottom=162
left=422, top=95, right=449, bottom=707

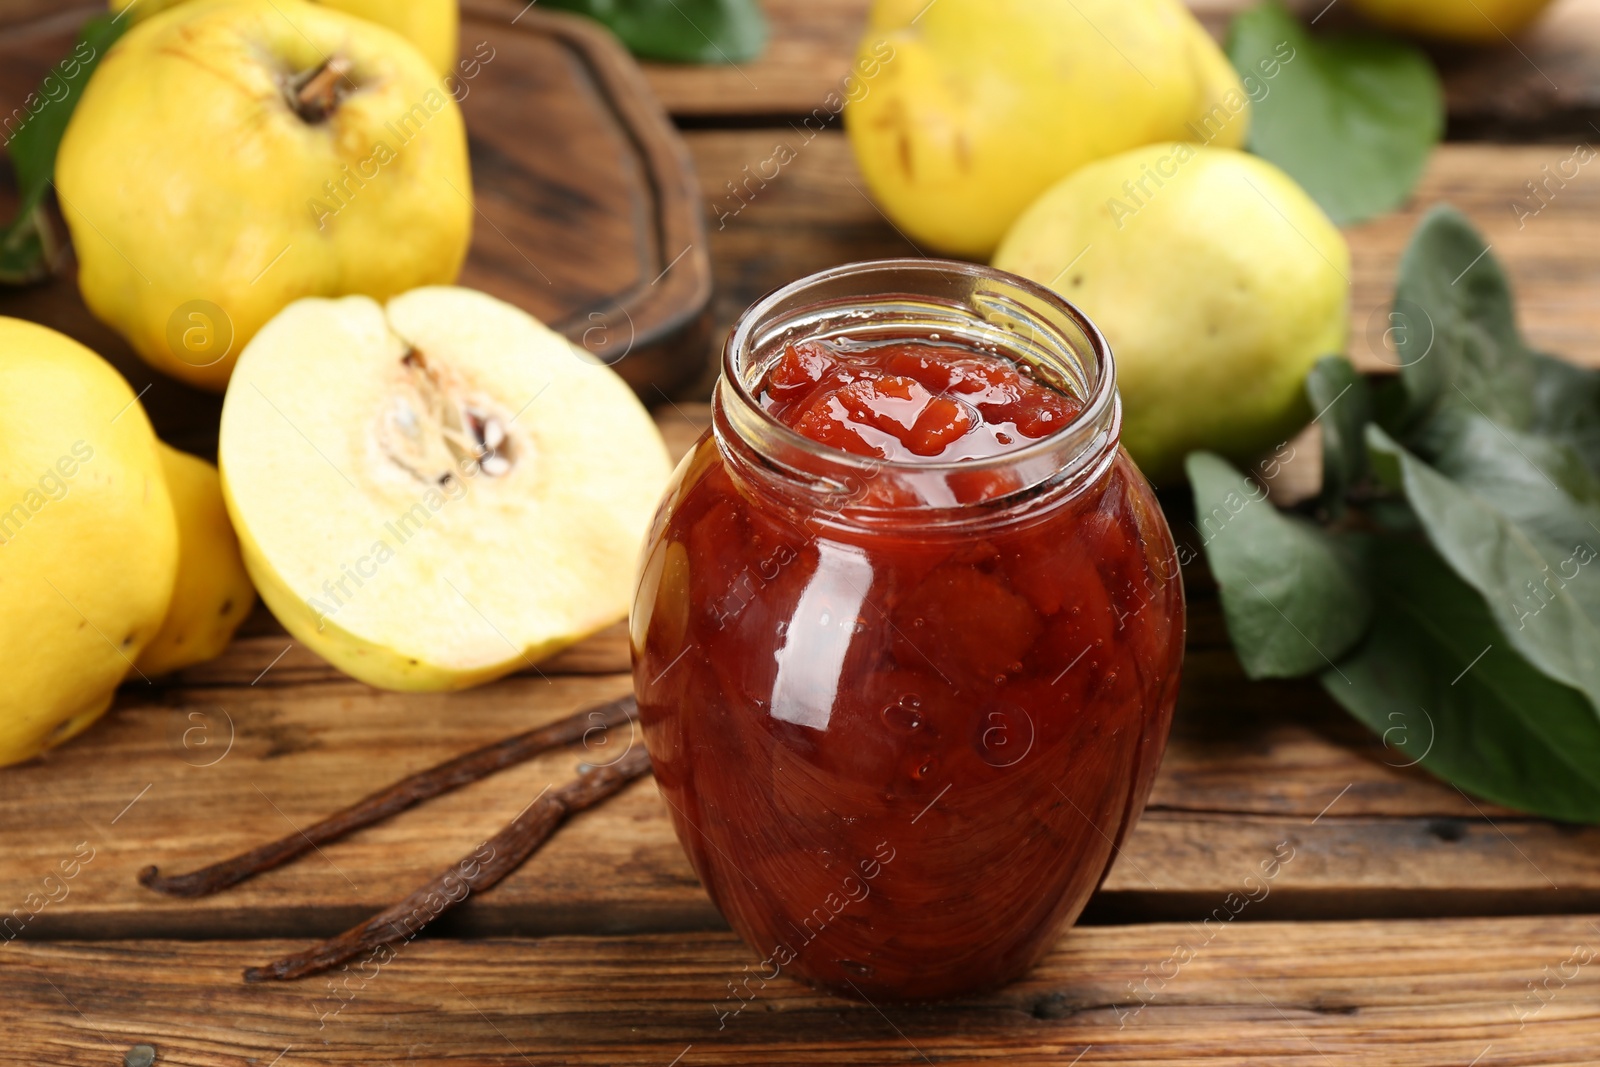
left=6, top=2, right=1600, bottom=1063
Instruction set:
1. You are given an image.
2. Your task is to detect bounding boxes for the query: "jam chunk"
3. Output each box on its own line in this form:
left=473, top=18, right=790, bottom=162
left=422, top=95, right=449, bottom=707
left=757, top=338, right=1081, bottom=463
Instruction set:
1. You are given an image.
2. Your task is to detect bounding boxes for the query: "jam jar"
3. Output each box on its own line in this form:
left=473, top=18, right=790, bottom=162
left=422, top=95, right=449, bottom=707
left=631, top=260, right=1184, bottom=1002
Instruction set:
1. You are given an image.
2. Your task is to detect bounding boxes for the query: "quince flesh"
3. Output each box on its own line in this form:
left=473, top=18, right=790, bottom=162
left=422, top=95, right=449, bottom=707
left=219, top=287, right=674, bottom=692
left=0, top=318, right=177, bottom=767
left=59, top=0, right=472, bottom=391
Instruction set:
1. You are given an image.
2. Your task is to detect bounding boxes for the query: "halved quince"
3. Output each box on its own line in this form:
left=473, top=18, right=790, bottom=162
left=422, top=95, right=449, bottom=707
left=218, top=287, right=673, bottom=691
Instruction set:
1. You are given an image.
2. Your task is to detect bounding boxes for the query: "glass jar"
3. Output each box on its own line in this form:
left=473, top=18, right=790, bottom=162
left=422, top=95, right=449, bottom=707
left=631, top=260, right=1184, bottom=1002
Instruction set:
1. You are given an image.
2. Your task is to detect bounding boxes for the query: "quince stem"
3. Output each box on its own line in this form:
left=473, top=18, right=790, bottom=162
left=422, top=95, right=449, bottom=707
left=292, top=54, right=354, bottom=123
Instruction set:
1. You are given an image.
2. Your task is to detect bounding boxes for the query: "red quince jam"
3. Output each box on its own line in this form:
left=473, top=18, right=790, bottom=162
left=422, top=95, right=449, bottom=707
left=758, top=339, right=1081, bottom=462
left=632, top=333, right=1184, bottom=1002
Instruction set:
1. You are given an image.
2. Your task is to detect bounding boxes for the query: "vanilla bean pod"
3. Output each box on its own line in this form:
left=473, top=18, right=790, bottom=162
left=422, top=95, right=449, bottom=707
left=140, top=694, right=638, bottom=897
left=244, top=742, right=653, bottom=982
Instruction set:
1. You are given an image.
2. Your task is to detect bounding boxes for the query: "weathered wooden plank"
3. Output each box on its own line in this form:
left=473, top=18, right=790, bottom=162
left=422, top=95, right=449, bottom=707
left=6, top=637, right=1600, bottom=943
left=6, top=918, right=1600, bottom=1064
left=687, top=133, right=1600, bottom=373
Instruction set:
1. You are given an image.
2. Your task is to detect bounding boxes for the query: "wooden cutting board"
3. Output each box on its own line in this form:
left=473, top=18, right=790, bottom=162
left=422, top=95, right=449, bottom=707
left=0, top=0, right=713, bottom=454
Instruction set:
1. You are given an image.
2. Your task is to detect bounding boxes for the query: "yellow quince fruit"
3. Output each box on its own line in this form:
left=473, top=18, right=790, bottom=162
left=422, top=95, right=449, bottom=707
left=994, top=145, right=1349, bottom=486
left=845, top=0, right=1250, bottom=258
left=219, top=287, right=673, bottom=691
left=108, top=0, right=461, bottom=74
left=1349, top=0, right=1556, bottom=44
left=59, top=0, right=472, bottom=391
left=0, top=319, right=178, bottom=768
left=135, top=443, right=256, bottom=677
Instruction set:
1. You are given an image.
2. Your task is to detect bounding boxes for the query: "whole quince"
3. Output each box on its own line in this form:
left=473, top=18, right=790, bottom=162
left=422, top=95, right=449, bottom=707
left=1349, top=0, right=1556, bottom=43
left=135, top=443, right=256, bottom=677
left=994, top=145, right=1349, bottom=486
left=58, top=0, right=472, bottom=391
left=108, top=0, right=461, bottom=74
left=0, top=319, right=178, bottom=767
left=845, top=0, right=1250, bottom=258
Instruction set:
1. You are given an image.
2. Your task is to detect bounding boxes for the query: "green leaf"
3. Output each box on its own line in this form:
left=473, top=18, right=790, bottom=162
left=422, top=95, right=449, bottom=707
left=1, top=13, right=125, bottom=285
left=1388, top=205, right=1532, bottom=430
left=1294, top=186, right=1600, bottom=822
left=1413, top=406, right=1600, bottom=556
left=1378, top=211, right=1600, bottom=607
left=1187, top=451, right=1373, bottom=679
left=1368, top=425, right=1600, bottom=723
left=1226, top=0, right=1442, bottom=226
left=0, top=207, right=61, bottom=286
left=1529, top=353, right=1600, bottom=477
left=1306, top=355, right=1372, bottom=515
left=540, top=0, right=767, bottom=63
left=1325, top=535, right=1600, bottom=823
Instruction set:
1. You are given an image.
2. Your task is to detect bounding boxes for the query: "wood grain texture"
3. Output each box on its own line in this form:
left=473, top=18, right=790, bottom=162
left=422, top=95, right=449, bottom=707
left=4, top=434, right=1598, bottom=945
left=6, top=918, right=1600, bottom=1064
left=454, top=2, right=714, bottom=396
left=687, top=133, right=1600, bottom=376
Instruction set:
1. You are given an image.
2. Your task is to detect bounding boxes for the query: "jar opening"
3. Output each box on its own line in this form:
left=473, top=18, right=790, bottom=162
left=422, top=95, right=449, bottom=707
left=715, top=259, right=1121, bottom=522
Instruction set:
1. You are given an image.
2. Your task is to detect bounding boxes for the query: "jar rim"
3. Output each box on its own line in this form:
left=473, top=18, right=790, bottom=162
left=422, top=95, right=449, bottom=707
left=719, top=258, right=1120, bottom=483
